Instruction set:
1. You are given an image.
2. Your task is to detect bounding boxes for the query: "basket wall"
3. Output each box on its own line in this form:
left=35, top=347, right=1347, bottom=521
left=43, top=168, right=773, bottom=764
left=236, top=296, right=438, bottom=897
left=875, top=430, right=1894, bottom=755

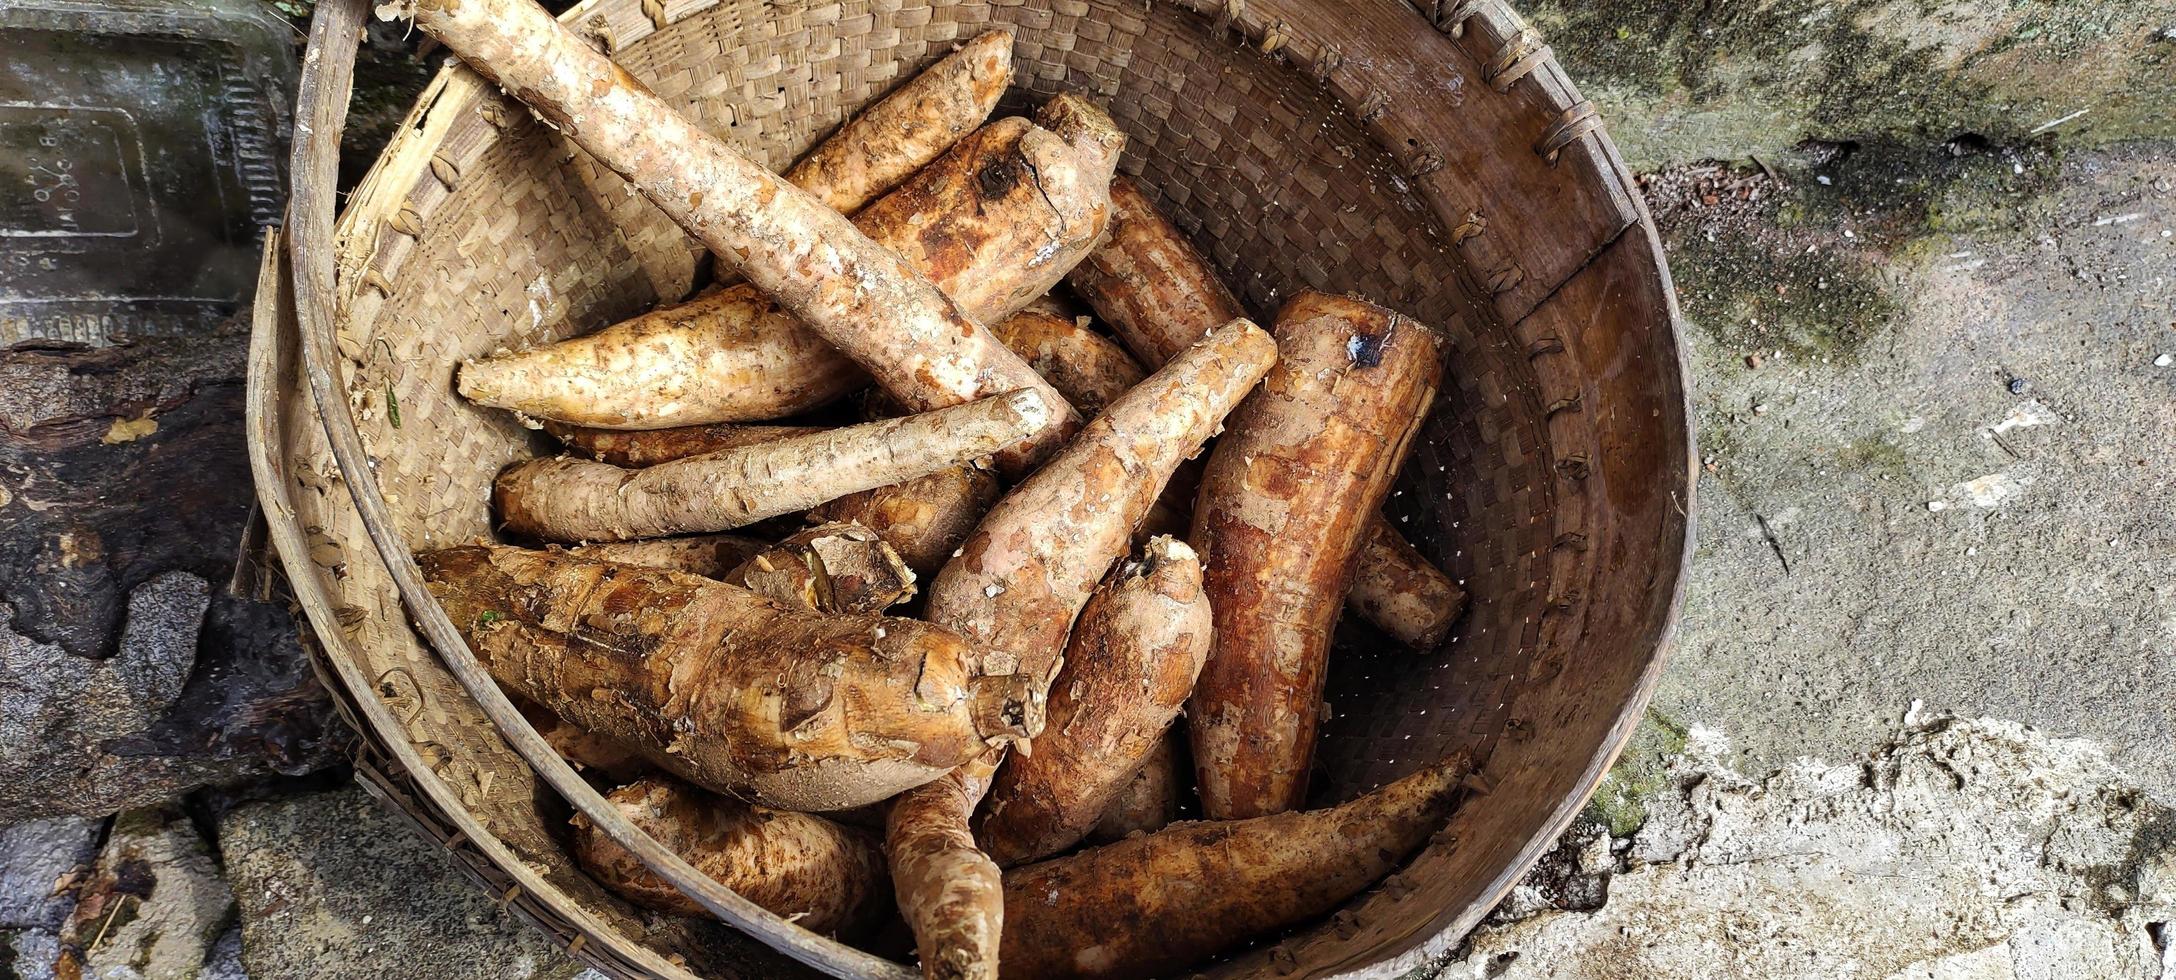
left=252, top=0, right=1693, bottom=976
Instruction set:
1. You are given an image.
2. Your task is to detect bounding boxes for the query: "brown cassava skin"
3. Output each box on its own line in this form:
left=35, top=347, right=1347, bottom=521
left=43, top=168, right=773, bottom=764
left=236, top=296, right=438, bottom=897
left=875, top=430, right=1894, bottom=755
left=890, top=319, right=1275, bottom=980
left=565, top=534, right=769, bottom=579
left=1065, top=176, right=1246, bottom=370
left=723, top=521, right=917, bottom=616
left=1189, top=292, right=1444, bottom=819
left=457, top=286, right=865, bottom=429
left=926, top=319, right=1276, bottom=686
left=1088, top=731, right=1181, bottom=843
left=572, top=778, right=889, bottom=934
left=887, top=763, right=1003, bottom=980
left=396, top=0, right=1076, bottom=470
left=1064, top=178, right=1460, bottom=641
left=548, top=421, right=822, bottom=467
left=494, top=390, right=1047, bottom=543
left=460, top=99, right=1121, bottom=437
left=998, top=752, right=1475, bottom=980
left=977, top=536, right=1211, bottom=866
left=555, top=417, right=995, bottom=579
left=417, top=545, right=1042, bottom=810
left=787, top=30, right=1013, bottom=217
left=1349, top=520, right=1469, bottom=649
left=809, top=464, right=999, bottom=578
left=852, top=96, right=1125, bottom=332
left=988, top=309, right=1144, bottom=418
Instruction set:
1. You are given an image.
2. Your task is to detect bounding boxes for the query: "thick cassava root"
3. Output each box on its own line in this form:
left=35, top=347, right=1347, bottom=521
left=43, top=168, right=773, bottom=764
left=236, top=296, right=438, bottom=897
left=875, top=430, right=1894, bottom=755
left=1067, top=177, right=1465, bottom=647
left=552, top=417, right=997, bottom=578
left=418, top=545, right=1043, bottom=810
left=494, top=390, right=1047, bottom=543
left=988, top=309, right=1144, bottom=418
left=723, top=521, right=917, bottom=616
left=1189, top=291, right=1444, bottom=819
left=976, top=536, right=1211, bottom=866
left=853, top=95, right=1125, bottom=331
left=395, top=0, right=1077, bottom=467
left=786, top=30, right=1013, bottom=216
left=573, top=777, right=889, bottom=935
left=1065, top=176, right=1248, bottom=370
left=998, top=751, right=1476, bottom=980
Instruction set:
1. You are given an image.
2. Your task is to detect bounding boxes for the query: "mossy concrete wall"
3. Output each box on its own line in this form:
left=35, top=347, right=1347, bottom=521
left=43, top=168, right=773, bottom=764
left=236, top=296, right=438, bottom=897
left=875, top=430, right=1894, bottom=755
left=1519, top=0, right=2176, bottom=167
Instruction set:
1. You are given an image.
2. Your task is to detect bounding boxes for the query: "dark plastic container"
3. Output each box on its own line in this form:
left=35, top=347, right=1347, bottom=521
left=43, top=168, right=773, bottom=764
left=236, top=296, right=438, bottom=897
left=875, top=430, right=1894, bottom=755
left=1, top=0, right=294, bottom=347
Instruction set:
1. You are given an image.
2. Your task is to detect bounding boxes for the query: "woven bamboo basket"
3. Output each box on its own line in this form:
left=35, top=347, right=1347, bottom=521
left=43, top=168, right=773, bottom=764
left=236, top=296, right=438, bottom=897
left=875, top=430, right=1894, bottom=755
left=247, top=0, right=1694, bottom=975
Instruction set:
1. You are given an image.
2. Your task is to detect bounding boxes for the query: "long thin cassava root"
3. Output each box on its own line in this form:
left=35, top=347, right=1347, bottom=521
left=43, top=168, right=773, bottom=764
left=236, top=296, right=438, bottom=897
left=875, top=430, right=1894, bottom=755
left=495, top=390, right=1047, bottom=543
left=550, top=419, right=998, bottom=577
left=787, top=30, right=1013, bottom=216
left=394, top=0, right=1079, bottom=469
left=998, top=751, right=1476, bottom=979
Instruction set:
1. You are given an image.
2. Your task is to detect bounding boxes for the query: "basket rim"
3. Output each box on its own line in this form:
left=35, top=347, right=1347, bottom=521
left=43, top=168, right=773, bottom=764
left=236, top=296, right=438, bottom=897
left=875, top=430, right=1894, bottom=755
left=269, top=0, right=1698, bottom=976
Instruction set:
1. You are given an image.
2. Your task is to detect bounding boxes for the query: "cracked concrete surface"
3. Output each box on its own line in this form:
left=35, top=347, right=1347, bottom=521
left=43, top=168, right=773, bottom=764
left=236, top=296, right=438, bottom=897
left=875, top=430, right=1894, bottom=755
left=1447, top=717, right=2176, bottom=979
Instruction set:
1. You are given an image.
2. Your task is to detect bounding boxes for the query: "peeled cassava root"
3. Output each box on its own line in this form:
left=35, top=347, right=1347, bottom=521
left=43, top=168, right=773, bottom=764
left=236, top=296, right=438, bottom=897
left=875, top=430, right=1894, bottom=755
left=977, top=536, right=1211, bottom=867
left=1189, top=291, right=1444, bottom=820
left=1074, top=179, right=1467, bottom=646
left=723, top=521, right=917, bottom=616
left=418, top=545, right=1042, bottom=810
left=573, top=778, right=890, bottom=935
left=889, top=318, right=1278, bottom=980
left=786, top=30, right=1013, bottom=217
left=395, top=0, right=1077, bottom=469
left=495, top=390, right=1047, bottom=543
left=998, top=751, right=1475, bottom=980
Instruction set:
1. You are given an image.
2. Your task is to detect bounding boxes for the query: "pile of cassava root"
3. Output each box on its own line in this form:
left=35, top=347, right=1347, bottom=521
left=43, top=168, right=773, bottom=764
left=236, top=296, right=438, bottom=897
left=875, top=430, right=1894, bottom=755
left=390, top=2, right=1473, bottom=977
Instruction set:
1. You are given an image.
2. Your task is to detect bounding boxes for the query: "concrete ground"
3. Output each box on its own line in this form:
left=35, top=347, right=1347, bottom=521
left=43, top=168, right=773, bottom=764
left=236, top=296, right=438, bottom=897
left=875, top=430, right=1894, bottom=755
left=1649, top=138, right=2174, bottom=794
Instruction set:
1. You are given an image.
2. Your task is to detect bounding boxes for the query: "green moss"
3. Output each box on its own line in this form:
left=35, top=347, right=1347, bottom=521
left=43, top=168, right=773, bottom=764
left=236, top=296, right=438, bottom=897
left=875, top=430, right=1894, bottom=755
left=1583, top=710, right=1691, bottom=838
left=1837, top=433, right=1911, bottom=478
left=1520, top=0, right=2176, bottom=168
left=1677, top=234, right=1899, bottom=364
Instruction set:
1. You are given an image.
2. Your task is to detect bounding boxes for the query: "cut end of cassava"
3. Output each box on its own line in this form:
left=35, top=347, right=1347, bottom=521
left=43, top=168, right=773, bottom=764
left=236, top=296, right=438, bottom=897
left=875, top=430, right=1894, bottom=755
left=967, top=674, right=1046, bottom=746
